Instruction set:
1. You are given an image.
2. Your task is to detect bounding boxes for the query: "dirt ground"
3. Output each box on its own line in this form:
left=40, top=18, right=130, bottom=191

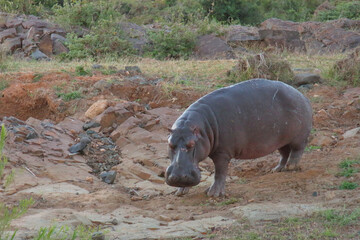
left=0, top=69, right=359, bottom=239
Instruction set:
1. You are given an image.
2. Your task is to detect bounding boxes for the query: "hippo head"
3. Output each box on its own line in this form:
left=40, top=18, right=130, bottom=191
left=165, top=126, right=202, bottom=187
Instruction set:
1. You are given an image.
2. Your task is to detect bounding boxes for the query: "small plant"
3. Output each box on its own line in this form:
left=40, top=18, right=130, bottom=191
left=75, top=66, right=91, bottom=76
left=34, top=224, right=100, bottom=240
left=32, top=73, right=43, bottom=82
left=57, top=91, right=82, bottom=102
left=305, top=145, right=321, bottom=152
left=0, top=79, right=9, bottom=91
left=217, top=197, right=239, bottom=206
left=337, top=158, right=360, bottom=177
left=339, top=181, right=358, bottom=190
left=339, top=159, right=360, bottom=169
left=0, top=125, right=34, bottom=239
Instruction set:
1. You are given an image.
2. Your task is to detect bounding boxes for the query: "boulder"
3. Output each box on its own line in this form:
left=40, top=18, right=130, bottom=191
left=258, top=29, right=306, bottom=52
left=1, top=37, right=22, bottom=53
left=226, top=25, right=260, bottom=47
left=119, top=22, right=149, bottom=54
left=22, top=20, right=49, bottom=29
left=53, top=39, right=69, bottom=55
left=5, top=17, right=23, bottom=28
left=31, top=49, right=50, bottom=60
left=0, top=28, right=17, bottom=43
left=85, top=100, right=110, bottom=119
left=38, top=34, right=52, bottom=56
left=194, top=34, right=235, bottom=60
left=26, top=26, right=43, bottom=41
left=293, top=73, right=322, bottom=86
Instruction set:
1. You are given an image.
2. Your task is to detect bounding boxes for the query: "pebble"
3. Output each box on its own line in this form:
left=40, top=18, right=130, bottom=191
left=99, top=170, right=117, bottom=184
left=85, top=177, right=94, bottom=183
left=91, top=232, right=105, bottom=240
left=158, top=215, right=172, bottom=222
left=165, top=204, right=175, bottom=210
left=312, top=191, right=318, bottom=197
left=83, top=121, right=100, bottom=131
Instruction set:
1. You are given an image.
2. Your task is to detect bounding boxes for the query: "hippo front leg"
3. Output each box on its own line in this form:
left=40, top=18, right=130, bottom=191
left=175, top=187, right=190, bottom=196
left=207, top=155, right=230, bottom=197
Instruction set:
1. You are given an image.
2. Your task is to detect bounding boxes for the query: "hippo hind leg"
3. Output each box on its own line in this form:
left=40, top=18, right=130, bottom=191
left=272, top=145, right=291, bottom=172
left=285, top=144, right=305, bottom=171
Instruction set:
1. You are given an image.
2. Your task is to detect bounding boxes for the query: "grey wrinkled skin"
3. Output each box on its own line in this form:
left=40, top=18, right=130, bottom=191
left=68, top=136, right=91, bottom=155
left=165, top=79, right=313, bottom=197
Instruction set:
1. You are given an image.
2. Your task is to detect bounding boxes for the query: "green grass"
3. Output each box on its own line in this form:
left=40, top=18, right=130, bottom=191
left=216, top=198, right=240, bottom=206
left=32, top=73, right=43, bottom=82
left=34, top=225, right=100, bottom=240
left=305, top=145, right=321, bottom=152
left=339, top=181, right=358, bottom=190
left=207, top=207, right=360, bottom=239
left=0, top=79, right=9, bottom=91
left=57, top=91, right=82, bottom=102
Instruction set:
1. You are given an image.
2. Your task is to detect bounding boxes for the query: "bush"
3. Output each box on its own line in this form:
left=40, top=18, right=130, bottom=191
left=227, top=53, right=295, bottom=83
left=315, top=1, right=360, bottom=21
left=62, top=20, right=134, bottom=60
left=146, top=24, right=196, bottom=60
left=52, top=0, right=123, bottom=29
left=326, top=47, right=360, bottom=86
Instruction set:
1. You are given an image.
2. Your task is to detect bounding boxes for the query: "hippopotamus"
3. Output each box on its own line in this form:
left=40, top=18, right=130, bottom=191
left=165, top=79, right=312, bottom=197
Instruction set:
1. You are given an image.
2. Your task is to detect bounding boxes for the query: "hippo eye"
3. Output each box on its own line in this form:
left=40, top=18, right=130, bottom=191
left=186, top=140, right=195, bottom=149
left=169, top=143, right=176, bottom=149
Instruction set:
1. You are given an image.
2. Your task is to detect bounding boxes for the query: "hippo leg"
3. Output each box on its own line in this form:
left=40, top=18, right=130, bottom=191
left=175, top=187, right=190, bottom=196
left=285, top=144, right=306, bottom=171
left=272, top=145, right=291, bottom=172
left=206, top=156, right=229, bottom=197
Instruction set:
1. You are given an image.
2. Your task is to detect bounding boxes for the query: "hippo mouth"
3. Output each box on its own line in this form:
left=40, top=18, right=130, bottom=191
left=165, top=165, right=201, bottom=187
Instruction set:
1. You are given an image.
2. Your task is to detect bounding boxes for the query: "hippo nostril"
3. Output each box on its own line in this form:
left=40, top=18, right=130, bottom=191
left=190, top=169, right=198, bottom=178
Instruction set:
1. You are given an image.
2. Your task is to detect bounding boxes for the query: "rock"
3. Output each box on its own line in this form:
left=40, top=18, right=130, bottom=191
left=259, top=29, right=306, bottom=52
left=194, top=34, right=235, bottom=60
left=343, top=127, right=360, bottom=139
left=38, top=34, right=52, bottom=56
left=110, top=116, right=140, bottom=140
left=293, top=73, right=322, bottom=86
left=26, top=26, right=43, bottom=41
left=83, top=121, right=101, bottom=131
left=99, top=171, right=117, bottom=184
left=92, top=64, right=104, bottom=69
left=85, top=100, right=110, bottom=119
left=166, top=204, right=175, bottom=210
left=0, top=28, right=17, bottom=43
left=50, top=33, right=66, bottom=42
left=310, top=134, right=334, bottom=147
left=52, top=39, right=69, bottom=55
left=158, top=215, right=172, bottom=222
left=1, top=37, right=21, bottom=53
left=125, top=66, right=142, bottom=74
left=31, top=49, right=50, bottom=60
left=68, top=136, right=91, bottom=155
left=22, top=20, right=49, bottom=29
left=91, top=232, right=105, bottom=240
left=5, top=17, right=23, bottom=28
left=231, top=203, right=322, bottom=223
left=93, top=80, right=112, bottom=91
left=226, top=25, right=260, bottom=47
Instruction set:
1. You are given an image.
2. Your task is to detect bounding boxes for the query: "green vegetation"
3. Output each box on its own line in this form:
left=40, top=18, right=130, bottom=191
left=75, top=66, right=91, bottom=76
left=0, top=125, right=34, bottom=239
left=34, top=225, right=100, bottom=240
left=339, top=181, right=358, bottom=190
left=0, top=79, right=9, bottom=91
left=213, top=207, right=360, bottom=239
left=146, top=24, right=196, bottom=60
left=217, top=197, right=239, bottom=206
left=315, top=1, right=360, bottom=21
left=305, top=145, right=321, bottom=152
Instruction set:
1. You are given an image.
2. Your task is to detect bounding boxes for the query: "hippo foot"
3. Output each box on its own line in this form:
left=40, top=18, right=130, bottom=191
left=285, top=164, right=301, bottom=171
left=206, top=183, right=225, bottom=197
left=175, top=187, right=190, bottom=196
left=271, top=164, right=285, bottom=173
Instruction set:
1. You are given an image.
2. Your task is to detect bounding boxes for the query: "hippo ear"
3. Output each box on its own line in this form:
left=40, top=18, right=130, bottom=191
left=167, top=128, right=174, bottom=133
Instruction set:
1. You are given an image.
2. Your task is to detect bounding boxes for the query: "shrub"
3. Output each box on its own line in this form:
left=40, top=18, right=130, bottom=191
left=62, top=20, right=134, bottom=60
left=146, top=24, right=196, bottom=60
left=339, top=181, right=358, bottom=190
left=315, top=1, right=360, bottom=21
left=326, top=47, right=360, bottom=86
left=227, top=53, right=295, bottom=83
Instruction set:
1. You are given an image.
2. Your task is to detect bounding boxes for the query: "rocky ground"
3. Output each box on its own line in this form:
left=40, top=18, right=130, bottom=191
left=0, top=64, right=359, bottom=239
